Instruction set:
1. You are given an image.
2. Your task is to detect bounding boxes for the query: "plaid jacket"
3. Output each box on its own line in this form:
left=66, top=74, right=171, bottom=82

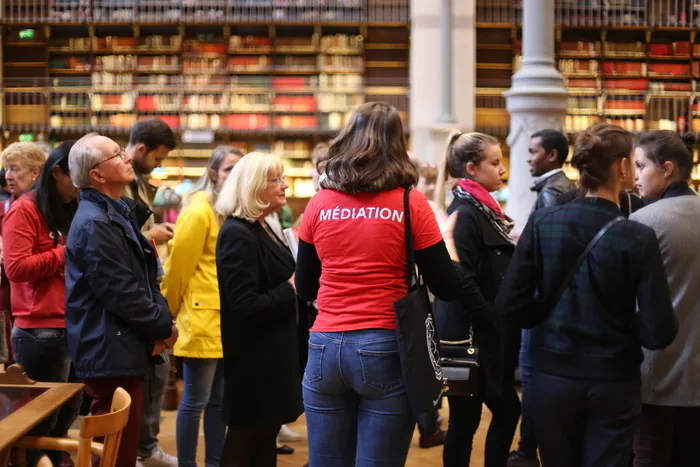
left=496, top=197, right=677, bottom=382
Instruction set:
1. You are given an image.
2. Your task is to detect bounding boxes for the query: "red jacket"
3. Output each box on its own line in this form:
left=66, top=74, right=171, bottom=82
left=2, top=193, right=67, bottom=329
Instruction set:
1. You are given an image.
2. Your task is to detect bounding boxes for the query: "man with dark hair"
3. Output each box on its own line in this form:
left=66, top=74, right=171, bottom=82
left=124, top=118, right=178, bottom=467
left=527, top=129, right=577, bottom=211
left=508, top=129, right=577, bottom=467
left=125, top=118, right=177, bottom=246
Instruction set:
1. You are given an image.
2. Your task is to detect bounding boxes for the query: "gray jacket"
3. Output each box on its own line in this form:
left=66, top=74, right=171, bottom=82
left=531, top=170, right=577, bottom=211
left=630, top=196, right=700, bottom=406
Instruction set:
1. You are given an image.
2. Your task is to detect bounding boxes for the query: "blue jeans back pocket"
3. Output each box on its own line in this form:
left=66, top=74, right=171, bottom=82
left=305, top=341, right=324, bottom=383
left=358, top=349, right=404, bottom=392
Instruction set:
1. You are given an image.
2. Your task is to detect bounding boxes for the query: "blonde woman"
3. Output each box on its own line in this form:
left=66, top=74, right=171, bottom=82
left=0, top=142, right=47, bottom=365
left=215, top=152, right=302, bottom=467
left=161, top=145, right=243, bottom=467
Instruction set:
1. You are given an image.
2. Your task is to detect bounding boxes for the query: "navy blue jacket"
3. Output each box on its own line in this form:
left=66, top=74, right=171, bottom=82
left=65, top=188, right=173, bottom=379
left=497, top=197, right=678, bottom=382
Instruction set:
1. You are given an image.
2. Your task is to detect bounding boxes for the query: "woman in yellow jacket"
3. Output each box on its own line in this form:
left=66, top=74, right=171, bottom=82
left=161, top=146, right=243, bottom=467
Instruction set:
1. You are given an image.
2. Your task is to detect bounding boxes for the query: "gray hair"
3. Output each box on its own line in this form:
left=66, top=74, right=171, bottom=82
left=69, top=133, right=103, bottom=188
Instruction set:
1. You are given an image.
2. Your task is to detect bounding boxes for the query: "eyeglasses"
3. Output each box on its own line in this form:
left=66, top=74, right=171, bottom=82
left=92, top=149, right=127, bottom=170
left=268, top=175, right=287, bottom=185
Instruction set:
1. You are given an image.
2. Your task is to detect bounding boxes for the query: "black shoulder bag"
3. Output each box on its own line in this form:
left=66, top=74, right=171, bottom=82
left=393, top=188, right=444, bottom=419
left=546, top=215, right=626, bottom=311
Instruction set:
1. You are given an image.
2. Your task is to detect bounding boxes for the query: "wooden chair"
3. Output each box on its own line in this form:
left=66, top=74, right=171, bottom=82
left=13, top=387, right=131, bottom=467
left=0, top=364, right=35, bottom=385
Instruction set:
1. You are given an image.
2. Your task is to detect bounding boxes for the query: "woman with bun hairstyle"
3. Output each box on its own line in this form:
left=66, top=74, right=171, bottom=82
left=433, top=131, right=521, bottom=467
left=629, top=131, right=700, bottom=467
left=496, top=123, right=678, bottom=467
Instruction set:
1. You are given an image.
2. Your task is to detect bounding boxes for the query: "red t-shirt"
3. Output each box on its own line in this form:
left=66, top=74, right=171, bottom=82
left=299, top=187, right=443, bottom=331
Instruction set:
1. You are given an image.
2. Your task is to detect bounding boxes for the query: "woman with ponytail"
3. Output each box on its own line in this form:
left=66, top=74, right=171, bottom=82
left=497, top=123, right=677, bottom=467
left=629, top=131, right=700, bottom=466
left=433, top=131, right=521, bottom=467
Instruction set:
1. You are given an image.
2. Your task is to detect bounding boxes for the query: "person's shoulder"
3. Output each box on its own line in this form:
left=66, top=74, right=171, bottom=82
left=616, top=217, right=657, bottom=247
left=221, top=217, right=254, bottom=236
left=7, top=193, right=37, bottom=215
left=183, top=191, right=214, bottom=217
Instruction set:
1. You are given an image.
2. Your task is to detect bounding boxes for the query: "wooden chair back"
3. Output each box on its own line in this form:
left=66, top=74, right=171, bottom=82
left=13, top=387, right=131, bottom=467
left=77, top=387, right=131, bottom=467
left=0, top=364, right=35, bottom=385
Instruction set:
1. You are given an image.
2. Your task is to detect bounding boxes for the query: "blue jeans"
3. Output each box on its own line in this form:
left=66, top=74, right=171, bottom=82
left=176, top=357, right=226, bottom=467
left=517, top=329, right=537, bottom=458
left=303, top=330, right=415, bottom=467
left=12, top=327, right=80, bottom=467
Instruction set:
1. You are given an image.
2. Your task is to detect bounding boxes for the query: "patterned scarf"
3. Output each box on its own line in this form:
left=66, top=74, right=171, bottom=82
left=453, top=179, right=515, bottom=245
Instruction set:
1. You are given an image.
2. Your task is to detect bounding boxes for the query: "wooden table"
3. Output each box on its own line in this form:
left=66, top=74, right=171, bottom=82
left=0, top=382, right=84, bottom=464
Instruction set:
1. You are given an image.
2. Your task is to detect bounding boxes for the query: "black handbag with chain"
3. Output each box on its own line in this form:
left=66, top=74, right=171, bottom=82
left=439, top=324, right=479, bottom=397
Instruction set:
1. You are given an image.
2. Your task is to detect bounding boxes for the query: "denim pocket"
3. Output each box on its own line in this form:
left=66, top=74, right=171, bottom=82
left=305, top=341, right=324, bottom=383
left=358, top=349, right=404, bottom=392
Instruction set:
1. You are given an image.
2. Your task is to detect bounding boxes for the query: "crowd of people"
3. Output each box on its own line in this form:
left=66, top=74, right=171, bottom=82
left=0, top=103, right=697, bottom=467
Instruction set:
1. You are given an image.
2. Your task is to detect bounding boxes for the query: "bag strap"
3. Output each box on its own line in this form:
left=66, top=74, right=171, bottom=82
left=548, top=216, right=625, bottom=310
left=403, top=188, right=419, bottom=289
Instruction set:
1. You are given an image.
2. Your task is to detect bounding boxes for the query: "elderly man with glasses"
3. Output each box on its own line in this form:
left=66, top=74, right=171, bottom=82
left=65, top=133, right=177, bottom=467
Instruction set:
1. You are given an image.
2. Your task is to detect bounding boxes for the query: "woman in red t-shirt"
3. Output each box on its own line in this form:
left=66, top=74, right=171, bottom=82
left=295, top=102, right=489, bottom=466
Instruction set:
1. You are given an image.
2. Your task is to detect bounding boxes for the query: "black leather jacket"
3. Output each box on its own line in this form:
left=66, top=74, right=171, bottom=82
left=531, top=170, right=577, bottom=211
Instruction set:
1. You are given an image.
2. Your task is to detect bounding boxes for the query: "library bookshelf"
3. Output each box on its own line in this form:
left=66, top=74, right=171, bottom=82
left=476, top=0, right=700, bottom=190
left=0, top=0, right=410, bottom=206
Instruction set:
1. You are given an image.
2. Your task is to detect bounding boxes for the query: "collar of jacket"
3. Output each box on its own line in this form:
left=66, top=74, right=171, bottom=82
left=80, top=187, right=153, bottom=229
left=570, top=195, right=623, bottom=214
left=531, top=168, right=565, bottom=192
left=660, top=181, right=696, bottom=200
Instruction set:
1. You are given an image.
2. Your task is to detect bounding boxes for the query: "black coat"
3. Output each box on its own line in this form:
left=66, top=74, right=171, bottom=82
left=434, top=198, right=516, bottom=398
left=65, top=188, right=173, bottom=379
left=216, top=217, right=304, bottom=429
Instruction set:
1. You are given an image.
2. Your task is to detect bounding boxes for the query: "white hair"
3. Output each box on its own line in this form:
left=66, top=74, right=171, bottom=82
left=215, top=152, right=283, bottom=221
left=68, top=133, right=103, bottom=188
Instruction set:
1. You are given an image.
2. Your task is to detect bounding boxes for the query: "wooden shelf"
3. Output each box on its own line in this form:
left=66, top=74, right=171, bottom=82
left=228, top=48, right=273, bottom=55
left=563, top=72, right=599, bottom=78
left=558, top=52, right=600, bottom=59
left=4, top=42, right=46, bottom=47
left=478, top=44, right=513, bottom=51
left=648, top=55, right=692, bottom=60
left=647, top=74, right=691, bottom=79
left=602, top=73, right=646, bottom=78
left=49, top=69, right=92, bottom=75
left=4, top=62, right=46, bottom=67
left=364, top=43, right=408, bottom=50
left=364, top=61, right=406, bottom=68
left=48, top=48, right=91, bottom=55
left=476, top=63, right=512, bottom=70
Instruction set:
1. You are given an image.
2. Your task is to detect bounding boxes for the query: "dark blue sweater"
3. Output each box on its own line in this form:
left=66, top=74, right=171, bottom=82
left=496, top=197, right=678, bottom=382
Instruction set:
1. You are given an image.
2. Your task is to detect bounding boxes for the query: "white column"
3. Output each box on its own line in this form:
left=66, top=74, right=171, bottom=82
left=409, top=0, right=475, bottom=163
left=503, top=0, right=567, bottom=235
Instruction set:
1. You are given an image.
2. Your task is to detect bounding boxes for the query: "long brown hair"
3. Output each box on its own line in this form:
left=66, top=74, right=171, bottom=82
left=435, top=130, right=500, bottom=211
left=322, top=102, right=417, bottom=193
